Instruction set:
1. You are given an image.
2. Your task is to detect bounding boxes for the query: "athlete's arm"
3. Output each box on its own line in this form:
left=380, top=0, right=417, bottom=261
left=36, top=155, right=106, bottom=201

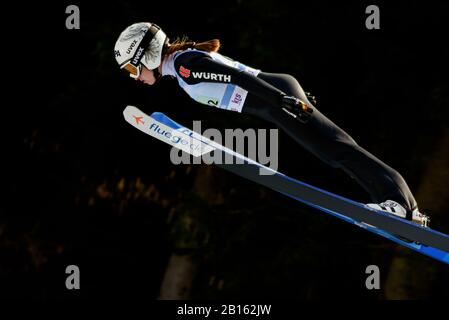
left=173, top=51, right=286, bottom=107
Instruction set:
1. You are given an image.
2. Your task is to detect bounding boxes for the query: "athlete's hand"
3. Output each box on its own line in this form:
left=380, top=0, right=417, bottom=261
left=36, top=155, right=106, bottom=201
left=282, top=95, right=302, bottom=109
left=281, top=95, right=313, bottom=123
left=305, top=92, right=317, bottom=105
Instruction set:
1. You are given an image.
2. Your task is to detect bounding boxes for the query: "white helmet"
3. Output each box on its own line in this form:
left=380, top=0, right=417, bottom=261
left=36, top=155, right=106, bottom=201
left=114, top=22, right=168, bottom=79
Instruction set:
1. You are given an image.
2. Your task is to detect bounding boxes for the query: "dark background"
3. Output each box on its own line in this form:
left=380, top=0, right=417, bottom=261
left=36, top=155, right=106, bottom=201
left=3, top=0, right=449, bottom=300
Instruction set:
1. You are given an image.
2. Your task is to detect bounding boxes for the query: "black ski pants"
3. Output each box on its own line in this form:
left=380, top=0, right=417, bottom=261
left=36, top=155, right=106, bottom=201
left=242, top=72, right=417, bottom=212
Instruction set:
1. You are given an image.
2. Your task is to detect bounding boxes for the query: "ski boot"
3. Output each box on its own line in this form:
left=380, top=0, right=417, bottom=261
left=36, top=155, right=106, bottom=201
left=366, top=200, right=430, bottom=243
left=366, top=200, right=430, bottom=227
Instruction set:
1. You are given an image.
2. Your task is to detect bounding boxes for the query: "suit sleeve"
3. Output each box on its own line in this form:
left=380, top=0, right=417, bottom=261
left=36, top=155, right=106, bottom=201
left=173, top=51, right=286, bottom=108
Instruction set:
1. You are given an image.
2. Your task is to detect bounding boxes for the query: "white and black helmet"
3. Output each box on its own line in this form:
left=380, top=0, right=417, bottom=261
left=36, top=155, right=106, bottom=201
left=114, top=22, right=168, bottom=78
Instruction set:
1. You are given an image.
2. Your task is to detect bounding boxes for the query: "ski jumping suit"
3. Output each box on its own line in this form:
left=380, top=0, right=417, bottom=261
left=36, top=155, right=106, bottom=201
left=160, top=48, right=418, bottom=213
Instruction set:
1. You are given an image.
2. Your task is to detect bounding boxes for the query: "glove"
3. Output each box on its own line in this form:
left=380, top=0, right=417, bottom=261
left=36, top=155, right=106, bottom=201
left=281, top=95, right=313, bottom=123
left=305, top=92, right=317, bottom=105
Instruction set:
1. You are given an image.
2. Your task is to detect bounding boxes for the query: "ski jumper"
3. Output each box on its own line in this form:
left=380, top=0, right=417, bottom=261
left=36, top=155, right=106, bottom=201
left=160, top=48, right=418, bottom=213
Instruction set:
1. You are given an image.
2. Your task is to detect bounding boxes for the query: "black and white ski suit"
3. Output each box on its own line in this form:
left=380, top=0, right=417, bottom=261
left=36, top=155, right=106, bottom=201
left=160, top=48, right=417, bottom=213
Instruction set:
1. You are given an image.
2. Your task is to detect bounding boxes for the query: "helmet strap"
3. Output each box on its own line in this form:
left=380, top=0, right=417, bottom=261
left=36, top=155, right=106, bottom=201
left=129, top=24, right=161, bottom=69
left=153, top=67, right=161, bottom=80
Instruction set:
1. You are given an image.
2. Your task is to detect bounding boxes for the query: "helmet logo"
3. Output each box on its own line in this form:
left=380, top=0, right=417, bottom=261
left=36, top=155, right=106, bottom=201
left=114, top=50, right=121, bottom=57
left=126, top=39, right=138, bottom=54
left=132, top=47, right=145, bottom=65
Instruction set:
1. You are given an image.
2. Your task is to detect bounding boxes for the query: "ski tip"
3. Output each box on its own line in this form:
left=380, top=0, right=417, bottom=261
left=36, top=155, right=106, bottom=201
left=123, top=105, right=140, bottom=117
left=123, top=105, right=149, bottom=129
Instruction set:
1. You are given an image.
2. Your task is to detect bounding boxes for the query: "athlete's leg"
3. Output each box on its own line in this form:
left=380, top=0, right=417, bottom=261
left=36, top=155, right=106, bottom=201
left=241, top=72, right=418, bottom=212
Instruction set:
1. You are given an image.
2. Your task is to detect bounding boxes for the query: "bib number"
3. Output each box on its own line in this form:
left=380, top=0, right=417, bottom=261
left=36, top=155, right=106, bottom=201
left=197, top=95, right=219, bottom=107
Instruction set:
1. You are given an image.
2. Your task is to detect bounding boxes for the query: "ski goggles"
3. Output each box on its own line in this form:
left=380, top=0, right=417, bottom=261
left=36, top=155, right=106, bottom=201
left=120, top=61, right=142, bottom=79
left=120, top=61, right=161, bottom=80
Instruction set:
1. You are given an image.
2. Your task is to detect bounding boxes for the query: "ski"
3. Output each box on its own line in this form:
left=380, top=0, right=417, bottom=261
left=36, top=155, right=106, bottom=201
left=123, top=105, right=449, bottom=265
